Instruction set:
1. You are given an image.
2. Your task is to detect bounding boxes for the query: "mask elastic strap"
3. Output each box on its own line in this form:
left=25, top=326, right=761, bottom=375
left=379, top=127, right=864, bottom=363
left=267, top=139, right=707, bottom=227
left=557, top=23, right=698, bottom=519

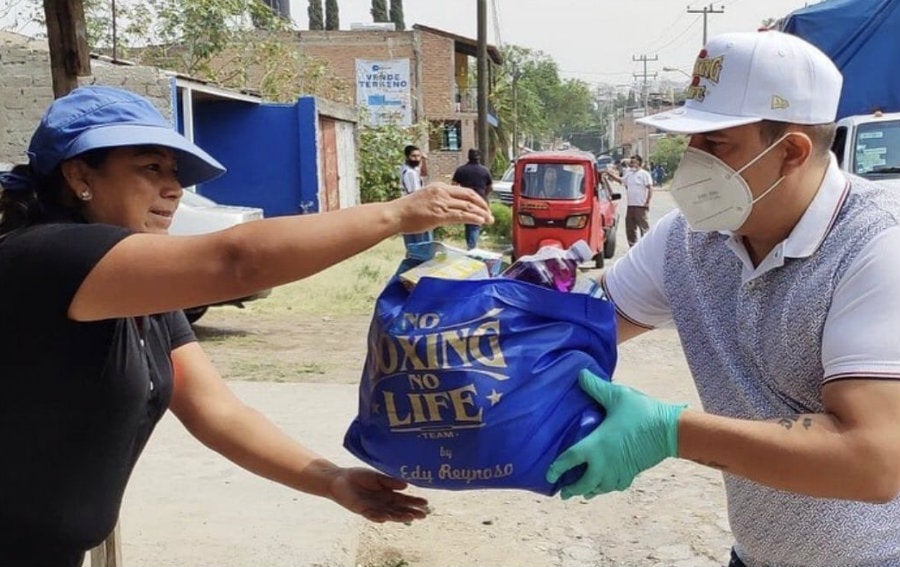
left=732, top=132, right=794, bottom=177
left=751, top=175, right=785, bottom=205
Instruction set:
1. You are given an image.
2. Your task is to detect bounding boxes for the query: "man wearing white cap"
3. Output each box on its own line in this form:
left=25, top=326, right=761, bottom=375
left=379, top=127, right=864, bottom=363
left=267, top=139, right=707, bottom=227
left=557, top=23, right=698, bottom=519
left=546, top=31, right=900, bottom=567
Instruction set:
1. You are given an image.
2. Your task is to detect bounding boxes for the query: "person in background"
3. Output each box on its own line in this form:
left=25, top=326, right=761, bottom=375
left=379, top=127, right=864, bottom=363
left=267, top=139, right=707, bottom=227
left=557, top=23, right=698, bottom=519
left=399, top=144, right=433, bottom=252
left=451, top=148, right=493, bottom=249
left=652, top=161, right=666, bottom=185
left=547, top=31, right=900, bottom=567
left=0, top=86, right=493, bottom=567
left=607, top=154, right=653, bottom=246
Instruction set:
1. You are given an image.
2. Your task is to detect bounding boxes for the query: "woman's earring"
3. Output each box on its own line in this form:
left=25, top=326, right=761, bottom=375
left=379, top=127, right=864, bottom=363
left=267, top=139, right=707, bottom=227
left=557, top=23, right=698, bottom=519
left=79, top=190, right=92, bottom=201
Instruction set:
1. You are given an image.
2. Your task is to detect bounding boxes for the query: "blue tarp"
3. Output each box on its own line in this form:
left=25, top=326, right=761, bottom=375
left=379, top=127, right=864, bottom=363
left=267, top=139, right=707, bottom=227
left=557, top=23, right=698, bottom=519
left=781, top=0, right=900, bottom=119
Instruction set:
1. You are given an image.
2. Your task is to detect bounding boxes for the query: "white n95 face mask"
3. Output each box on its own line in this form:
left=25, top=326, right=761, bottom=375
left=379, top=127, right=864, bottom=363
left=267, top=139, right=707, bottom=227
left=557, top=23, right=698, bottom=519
left=670, top=134, right=790, bottom=232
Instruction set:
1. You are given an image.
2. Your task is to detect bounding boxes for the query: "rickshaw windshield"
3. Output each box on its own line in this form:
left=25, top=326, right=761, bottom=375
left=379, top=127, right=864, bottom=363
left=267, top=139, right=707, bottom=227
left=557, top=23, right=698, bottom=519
left=521, top=163, right=587, bottom=200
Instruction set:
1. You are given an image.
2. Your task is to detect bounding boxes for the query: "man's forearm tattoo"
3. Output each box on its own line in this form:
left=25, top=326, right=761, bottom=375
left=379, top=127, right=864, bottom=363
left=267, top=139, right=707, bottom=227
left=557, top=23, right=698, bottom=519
left=777, top=415, right=813, bottom=430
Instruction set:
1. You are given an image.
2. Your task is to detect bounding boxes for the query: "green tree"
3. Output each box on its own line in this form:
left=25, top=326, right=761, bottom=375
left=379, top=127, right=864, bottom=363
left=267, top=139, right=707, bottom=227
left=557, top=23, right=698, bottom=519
left=308, top=0, right=323, bottom=30
left=358, top=124, right=411, bottom=203
left=371, top=0, right=388, bottom=22
left=0, top=0, right=43, bottom=34
left=7, top=0, right=350, bottom=104
left=325, top=0, right=339, bottom=30
left=389, top=0, right=404, bottom=31
left=491, top=44, right=607, bottom=157
left=136, top=0, right=281, bottom=75
left=358, top=122, right=429, bottom=203
left=650, top=135, right=688, bottom=183
left=492, top=46, right=554, bottom=153
left=552, top=79, right=601, bottom=149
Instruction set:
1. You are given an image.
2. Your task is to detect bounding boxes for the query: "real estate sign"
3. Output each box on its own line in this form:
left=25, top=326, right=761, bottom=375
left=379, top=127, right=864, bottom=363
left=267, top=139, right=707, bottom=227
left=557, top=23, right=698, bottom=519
left=356, top=59, right=412, bottom=126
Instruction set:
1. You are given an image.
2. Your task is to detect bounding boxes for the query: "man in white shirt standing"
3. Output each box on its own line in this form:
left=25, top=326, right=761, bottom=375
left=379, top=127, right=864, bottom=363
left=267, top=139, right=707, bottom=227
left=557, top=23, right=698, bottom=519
left=623, top=154, right=653, bottom=246
left=399, top=144, right=432, bottom=252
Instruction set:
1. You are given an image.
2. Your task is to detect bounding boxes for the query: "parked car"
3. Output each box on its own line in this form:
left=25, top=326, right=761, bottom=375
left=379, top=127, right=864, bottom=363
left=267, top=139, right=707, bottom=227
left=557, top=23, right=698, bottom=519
left=596, top=154, right=615, bottom=171
left=169, top=190, right=271, bottom=323
left=492, top=164, right=514, bottom=205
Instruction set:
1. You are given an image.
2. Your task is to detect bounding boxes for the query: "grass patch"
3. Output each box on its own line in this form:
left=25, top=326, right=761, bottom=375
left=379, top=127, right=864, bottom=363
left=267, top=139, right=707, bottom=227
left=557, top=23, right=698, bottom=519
left=227, top=360, right=330, bottom=382
left=244, top=237, right=406, bottom=317
left=240, top=234, right=509, bottom=318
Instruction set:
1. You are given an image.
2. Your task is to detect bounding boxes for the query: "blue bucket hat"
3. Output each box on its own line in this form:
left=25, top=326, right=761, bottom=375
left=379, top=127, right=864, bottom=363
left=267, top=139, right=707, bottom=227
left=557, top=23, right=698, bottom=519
left=25, top=85, right=225, bottom=187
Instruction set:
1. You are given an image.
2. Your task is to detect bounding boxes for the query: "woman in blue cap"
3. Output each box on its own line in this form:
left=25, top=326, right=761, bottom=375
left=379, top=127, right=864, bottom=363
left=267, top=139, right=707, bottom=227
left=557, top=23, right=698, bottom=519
left=0, top=85, right=493, bottom=566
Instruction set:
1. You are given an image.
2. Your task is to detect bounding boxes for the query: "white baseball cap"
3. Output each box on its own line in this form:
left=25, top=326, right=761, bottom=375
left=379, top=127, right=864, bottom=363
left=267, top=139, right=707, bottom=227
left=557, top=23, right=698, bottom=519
left=638, top=30, right=843, bottom=134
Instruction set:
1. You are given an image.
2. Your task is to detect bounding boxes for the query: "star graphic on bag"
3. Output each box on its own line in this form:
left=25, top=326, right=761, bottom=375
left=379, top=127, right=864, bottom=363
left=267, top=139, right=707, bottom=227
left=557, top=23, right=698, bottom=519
left=487, top=389, right=503, bottom=406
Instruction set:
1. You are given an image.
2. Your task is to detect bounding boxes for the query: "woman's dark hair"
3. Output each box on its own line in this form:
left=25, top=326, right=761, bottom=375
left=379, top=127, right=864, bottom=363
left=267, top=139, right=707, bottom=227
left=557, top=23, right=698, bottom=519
left=0, top=147, right=112, bottom=235
left=0, top=164, right=41, bottom=235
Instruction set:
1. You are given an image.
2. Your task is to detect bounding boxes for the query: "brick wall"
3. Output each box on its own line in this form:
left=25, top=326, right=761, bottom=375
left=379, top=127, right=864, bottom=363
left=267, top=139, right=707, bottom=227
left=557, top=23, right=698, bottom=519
left=297, top=29, right=474, bottom=181
left=419, top=32, right=454, bottom=119
left=299, top=30, right=418, bottom=115
left=1, top=31, right=171, bottom=166
left=617, top=110, right=641, bottom=157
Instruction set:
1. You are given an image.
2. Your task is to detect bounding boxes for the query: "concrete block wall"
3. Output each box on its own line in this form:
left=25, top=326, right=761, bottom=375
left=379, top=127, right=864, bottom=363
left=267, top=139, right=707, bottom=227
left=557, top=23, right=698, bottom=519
left=86, top=62, right=172, bottom=118
left=0, top=32, right=55, bottom=164
left=0, top=31, right=171, bottom=166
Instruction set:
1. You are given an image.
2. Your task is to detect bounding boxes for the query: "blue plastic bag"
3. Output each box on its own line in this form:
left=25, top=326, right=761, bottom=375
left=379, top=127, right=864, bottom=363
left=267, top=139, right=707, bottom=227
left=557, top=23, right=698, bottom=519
left=343, top=271, right=617, bottom=495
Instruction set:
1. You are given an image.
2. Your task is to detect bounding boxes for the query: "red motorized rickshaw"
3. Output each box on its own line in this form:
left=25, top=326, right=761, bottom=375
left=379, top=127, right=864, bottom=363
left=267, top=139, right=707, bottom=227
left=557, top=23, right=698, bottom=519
left=511, top=150, right=621, bottom=268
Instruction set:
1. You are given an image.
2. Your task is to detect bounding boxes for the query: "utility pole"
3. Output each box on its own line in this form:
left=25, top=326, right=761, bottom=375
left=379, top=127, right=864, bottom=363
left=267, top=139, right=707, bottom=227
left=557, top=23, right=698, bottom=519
left=510, top=59, right=521, bottom=158
left=687, top=3, right=725, bottom=46
left=476, top=0, right=489, bottom=157
left=43, top=0, right=92, bottom=98
left=633, top=54, right=657, bottom=158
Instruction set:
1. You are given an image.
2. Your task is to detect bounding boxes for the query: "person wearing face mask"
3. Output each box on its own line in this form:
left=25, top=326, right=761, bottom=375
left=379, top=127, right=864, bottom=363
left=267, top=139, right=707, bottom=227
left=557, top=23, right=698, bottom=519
left=399, top=144, right=433, bottom=252
left=546, top=31, right=900, bottom=567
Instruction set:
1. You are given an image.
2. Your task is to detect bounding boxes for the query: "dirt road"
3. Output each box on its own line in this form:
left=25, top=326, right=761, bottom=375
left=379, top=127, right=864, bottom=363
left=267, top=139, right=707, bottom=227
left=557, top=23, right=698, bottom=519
left=171, top=190, right=735, bottom=567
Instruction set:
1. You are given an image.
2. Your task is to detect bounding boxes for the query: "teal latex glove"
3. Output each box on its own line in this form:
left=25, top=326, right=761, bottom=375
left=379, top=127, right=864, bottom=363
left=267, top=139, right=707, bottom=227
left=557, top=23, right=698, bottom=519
left=546, top=369, right=687, bottom=499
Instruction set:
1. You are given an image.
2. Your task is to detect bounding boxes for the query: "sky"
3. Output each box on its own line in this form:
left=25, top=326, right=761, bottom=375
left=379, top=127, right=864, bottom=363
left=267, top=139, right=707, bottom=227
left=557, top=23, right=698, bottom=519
left=288, top=0, right=815, bottom=89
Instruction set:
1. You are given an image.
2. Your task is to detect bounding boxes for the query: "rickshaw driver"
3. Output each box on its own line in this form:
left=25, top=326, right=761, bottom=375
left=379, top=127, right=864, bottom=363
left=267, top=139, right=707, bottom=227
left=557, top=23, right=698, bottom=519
left=539, top=165, right=580, bottom=199
left=540, top=166, right=560, bottom=198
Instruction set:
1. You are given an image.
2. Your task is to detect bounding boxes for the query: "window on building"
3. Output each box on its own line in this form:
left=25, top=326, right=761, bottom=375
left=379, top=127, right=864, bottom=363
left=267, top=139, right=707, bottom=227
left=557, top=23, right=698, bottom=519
left=430, top=120, right=462, bottom=151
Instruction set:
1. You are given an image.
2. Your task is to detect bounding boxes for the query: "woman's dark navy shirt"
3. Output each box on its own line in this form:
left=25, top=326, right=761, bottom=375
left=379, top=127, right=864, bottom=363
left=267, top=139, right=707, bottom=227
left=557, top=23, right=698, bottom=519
left=0, top=223, right=195, bottom=562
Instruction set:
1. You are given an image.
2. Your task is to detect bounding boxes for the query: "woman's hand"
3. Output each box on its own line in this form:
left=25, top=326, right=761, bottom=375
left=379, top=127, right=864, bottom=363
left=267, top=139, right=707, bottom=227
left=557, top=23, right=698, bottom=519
left=328, top=467, right=430, bottom=523
left=391, top=182, right=493, bottom=235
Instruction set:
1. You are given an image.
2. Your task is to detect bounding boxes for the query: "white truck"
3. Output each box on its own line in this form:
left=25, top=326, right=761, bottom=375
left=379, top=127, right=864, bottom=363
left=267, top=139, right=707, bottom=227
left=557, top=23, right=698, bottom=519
left=782, top=0, right=900, bottom=190
left=831, top=111, right=900, bottom=190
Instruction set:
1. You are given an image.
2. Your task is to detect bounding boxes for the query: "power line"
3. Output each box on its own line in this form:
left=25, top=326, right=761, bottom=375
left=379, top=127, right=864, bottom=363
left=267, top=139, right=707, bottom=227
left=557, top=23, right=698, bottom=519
left=641, top=9, right=690, bottom=53
left=633, top=54, right=658, bottom=157
left=490, top=0, right=503, bottom=49
left=653, top=15, right=702, bottom=53
left=687, top=3, right=725, bottom=46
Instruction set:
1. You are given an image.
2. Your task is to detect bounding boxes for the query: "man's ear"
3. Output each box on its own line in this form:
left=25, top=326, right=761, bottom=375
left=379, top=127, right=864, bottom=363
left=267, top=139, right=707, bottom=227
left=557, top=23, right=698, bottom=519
left=781, top=132, right=813, bottom=176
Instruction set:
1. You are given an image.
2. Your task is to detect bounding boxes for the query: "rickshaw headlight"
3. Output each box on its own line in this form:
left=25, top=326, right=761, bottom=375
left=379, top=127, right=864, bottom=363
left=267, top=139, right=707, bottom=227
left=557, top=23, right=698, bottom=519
left=565, top=215, right=588, bottom=229
left=517, top=213, right=536, bottom=227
